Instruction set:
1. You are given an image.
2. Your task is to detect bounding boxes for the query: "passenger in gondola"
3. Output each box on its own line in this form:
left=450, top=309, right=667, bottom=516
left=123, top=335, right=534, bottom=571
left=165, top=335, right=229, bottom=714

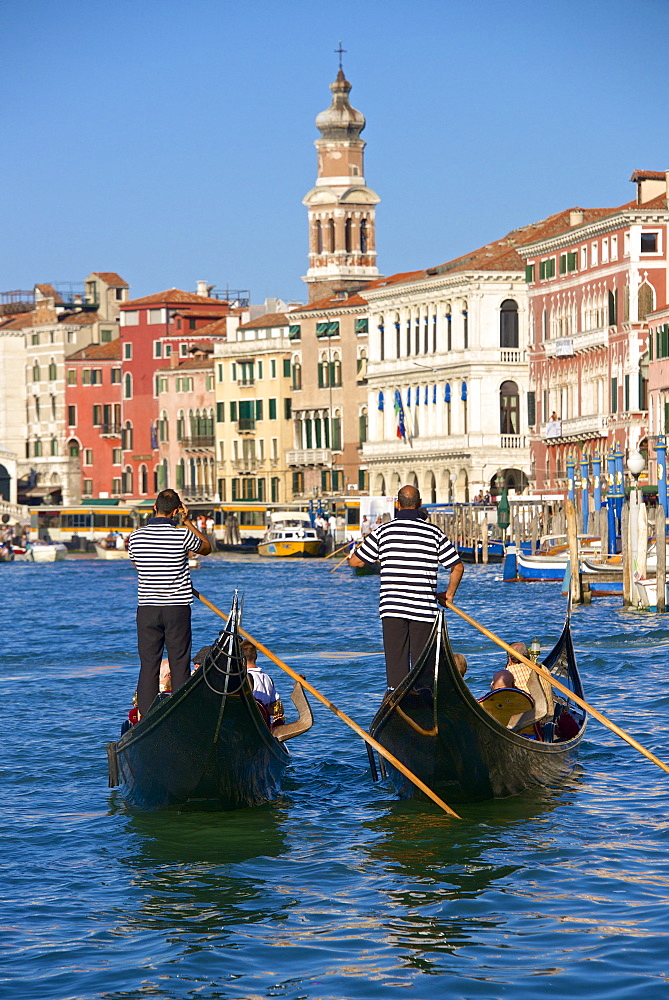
left=241, top=640, right=284, bottom=728
left=490, top=668, right=516, bottom=691
left=453, top=653, right=468, bottom=678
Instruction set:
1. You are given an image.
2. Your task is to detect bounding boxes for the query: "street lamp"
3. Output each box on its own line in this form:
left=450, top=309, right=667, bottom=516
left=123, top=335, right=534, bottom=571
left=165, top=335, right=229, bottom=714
left=627, top=448, right=645, bottom=486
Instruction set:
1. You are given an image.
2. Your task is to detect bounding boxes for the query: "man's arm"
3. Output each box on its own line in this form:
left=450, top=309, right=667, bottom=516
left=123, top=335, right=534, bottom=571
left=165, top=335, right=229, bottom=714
left=348, top=550, right=365, bottom=568
left=437, top=561, right=464, bottom=605
left=180, top=505, right=212, bottom=556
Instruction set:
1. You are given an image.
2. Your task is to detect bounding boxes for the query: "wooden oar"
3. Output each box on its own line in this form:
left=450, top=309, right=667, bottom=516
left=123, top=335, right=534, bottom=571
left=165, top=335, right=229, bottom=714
left=443, top=599, right=669, bottom=776
left=329, top=551, right=352, bottom=573
left=326, top=541, right=352, bottom=560
left=194, top=588, right=461, bottom=818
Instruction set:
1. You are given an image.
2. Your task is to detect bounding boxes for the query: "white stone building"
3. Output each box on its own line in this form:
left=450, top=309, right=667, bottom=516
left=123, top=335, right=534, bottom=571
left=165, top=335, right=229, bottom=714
left=362, top=230, right=535, bottom=501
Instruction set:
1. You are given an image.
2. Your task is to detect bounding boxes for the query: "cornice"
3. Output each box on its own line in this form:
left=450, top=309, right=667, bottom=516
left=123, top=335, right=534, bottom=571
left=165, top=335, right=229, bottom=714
left=364, top=271, right=525, bottom=305
left=520, top=208, right=669, bottom=258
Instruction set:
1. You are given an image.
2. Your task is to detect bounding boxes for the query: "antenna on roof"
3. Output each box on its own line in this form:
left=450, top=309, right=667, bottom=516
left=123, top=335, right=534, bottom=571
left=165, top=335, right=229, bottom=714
left=335, top=40, right=346, bottom=70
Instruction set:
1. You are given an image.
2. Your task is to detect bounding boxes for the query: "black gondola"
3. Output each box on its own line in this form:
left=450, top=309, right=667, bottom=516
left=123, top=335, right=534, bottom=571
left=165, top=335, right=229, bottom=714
left=369, top=607, right=586, bottom=802
left=106, top=593, right=313, bottom=810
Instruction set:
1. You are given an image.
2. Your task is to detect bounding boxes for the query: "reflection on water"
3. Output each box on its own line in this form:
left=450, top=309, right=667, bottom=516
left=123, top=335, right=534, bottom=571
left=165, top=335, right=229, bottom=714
left=4, top=559, right=669, bottom=999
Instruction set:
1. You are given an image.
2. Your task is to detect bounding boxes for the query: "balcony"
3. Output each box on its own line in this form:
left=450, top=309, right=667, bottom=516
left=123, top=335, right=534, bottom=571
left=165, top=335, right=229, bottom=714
left=501, top=434, right=524, bottom=448
left=286, top=448, right=332, bottom=467
left=100, top=423, right=121, bottom=437
left=544, top=326, right=609, bottom=356
left=499, top=349, right=523, bottom=364
left=542, top=414, right=607, bottom=443
left=232, top=458, right=262, bottom=472
left=237, top=378, right=255, bottom=387
left=237, top=419, right=256, bottom=433
left=180, top=435, right=215, bottom=449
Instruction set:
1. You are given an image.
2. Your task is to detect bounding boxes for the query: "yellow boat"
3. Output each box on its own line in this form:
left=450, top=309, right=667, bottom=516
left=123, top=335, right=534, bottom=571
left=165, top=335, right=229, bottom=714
left=257, top=512, right=324, bottom=558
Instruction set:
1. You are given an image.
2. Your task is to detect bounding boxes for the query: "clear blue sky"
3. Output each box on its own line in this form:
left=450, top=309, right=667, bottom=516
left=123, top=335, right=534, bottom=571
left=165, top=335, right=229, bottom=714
left=1, top=0, right=668, bottom=304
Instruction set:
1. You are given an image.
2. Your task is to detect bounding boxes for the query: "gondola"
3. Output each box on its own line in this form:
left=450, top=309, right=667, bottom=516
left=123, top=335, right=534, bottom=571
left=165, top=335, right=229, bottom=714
left=106, top=593, right=313, bottom=810
left=369, top=606, right=586, bottom=802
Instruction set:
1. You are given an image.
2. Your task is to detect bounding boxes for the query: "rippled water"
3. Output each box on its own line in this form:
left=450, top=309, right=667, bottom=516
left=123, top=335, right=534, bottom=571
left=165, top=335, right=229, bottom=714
left=3, top=555, right=669, bottom=999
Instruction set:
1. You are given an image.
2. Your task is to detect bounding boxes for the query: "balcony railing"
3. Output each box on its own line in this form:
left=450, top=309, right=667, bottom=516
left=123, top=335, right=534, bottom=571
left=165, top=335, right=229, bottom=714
left=237, top=419, right=256, bottom=433
left=286, top=448, right=332, bottom=467
left=100, top=422, right=121, bottom=436
left=501, top=435, right=524, bottom=448
left=180, top=435, right=215, bottom=449
left=232, top=458, right=261, bottom=472
left=542, top=415, right=607, bottom=442
left=237, top=378, right=255, bottom=387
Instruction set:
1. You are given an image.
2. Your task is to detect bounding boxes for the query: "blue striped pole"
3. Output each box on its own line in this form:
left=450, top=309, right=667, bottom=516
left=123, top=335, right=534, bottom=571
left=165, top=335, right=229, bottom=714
left=655, top=436, right=667, bottom=513
left=592, top=452, right=602, bottom=512
left=580, top=456, right=589, bottom=533
left=567, top=454, right=575, bottom=503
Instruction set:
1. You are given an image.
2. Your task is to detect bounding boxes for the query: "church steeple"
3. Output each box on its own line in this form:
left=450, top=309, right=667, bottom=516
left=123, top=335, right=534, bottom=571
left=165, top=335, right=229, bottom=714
left=303, top=62, right=381, bottom=302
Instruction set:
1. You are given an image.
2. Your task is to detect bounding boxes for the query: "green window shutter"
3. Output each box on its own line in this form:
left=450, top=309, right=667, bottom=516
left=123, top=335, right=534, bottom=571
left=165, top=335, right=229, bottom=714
left=231, top=363, right=237, bottom=381
left=255, top=399, right=263, bottom=420
left=549, top=258, right=556, bottom=278
left=329, top=321, right=340, bottom=336
left=318, top=363, right=324, bottom=388
left=284, top=398, right=292, bottom=419
left=283, top=358, right=291, bottom=378
left=525, top=264, right=535, bottom=283
left=230, top=401, right=237, bottom=421
left=269, top=398, right=277, bottom=419
left=624, top=374, right=630, bottom=411
left=567, top=252, right=577, bottom=272
left=332, top=418, right=341, bottom=450
left=239, top=400, right=253, bottom=419
left=649, top=331, right=654, bottom=360
left=559, top=254, right=567, bottom=275
left=328, top=361, right=335, bottom=385
left=527, top=391, right=536, bottom=426
left=355, top=318, right=368, bottom=333
left=232, top=478, right=239, bottom=500
left=539, top=261, right=546, bottom=280
left=289, top=324, right=301, bottom=339
left=216, top=402, right=224, bottom=422
left=316, top=322, right=329, bottom=337
left=611, top=378, right=618, bottom=413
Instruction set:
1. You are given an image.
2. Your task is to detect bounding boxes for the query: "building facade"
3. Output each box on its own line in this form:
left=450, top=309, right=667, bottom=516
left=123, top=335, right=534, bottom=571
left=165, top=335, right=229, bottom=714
left=214, top=314, right=294, bottom=503
left=362, top=235, right=533, bottom=502
left=65, top=340, right=123, bottom=498
left=156, top=349, right=216, bottom=501
left=518, top=171, right=669, bottom=493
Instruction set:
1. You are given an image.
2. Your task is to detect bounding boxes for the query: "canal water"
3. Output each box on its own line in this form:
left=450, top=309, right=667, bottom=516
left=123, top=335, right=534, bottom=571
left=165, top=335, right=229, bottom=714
left=3, top=555, right=669, bottom=999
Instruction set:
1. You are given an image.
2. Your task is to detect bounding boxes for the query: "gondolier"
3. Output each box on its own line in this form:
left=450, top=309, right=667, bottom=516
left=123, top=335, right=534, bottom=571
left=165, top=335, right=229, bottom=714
left=349, top=484, right=463, bottom=688
left=128, top=489, right=211, bottom=717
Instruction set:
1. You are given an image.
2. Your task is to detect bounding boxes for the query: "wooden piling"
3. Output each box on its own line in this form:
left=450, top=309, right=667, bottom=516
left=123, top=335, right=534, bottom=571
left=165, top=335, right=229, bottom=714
left=657, top=505, right=666, bottom=613
left=565, top=498, right=582, bottom=604
left=622, top=503, right=632, bottom=606
left=482, top=513, right=488, bottom=564
left=599, top=505, right=608, bottom=558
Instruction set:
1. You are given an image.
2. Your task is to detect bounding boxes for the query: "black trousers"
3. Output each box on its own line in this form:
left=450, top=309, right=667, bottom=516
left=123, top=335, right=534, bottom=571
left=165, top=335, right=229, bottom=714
left=136, top=605, right=192, bottom=716
left=381, top=617, right=434, bottom=689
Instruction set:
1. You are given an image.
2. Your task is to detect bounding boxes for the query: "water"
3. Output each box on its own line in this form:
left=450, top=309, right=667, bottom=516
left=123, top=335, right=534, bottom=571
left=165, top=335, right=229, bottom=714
left=3, top=556, right=669, bottom=999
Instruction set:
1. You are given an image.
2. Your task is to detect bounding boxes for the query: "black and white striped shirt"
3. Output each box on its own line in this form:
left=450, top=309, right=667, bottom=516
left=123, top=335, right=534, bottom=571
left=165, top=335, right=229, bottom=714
left=128, top=518, right=202, bottom=605
left=356, top=512, right=461, bottom=622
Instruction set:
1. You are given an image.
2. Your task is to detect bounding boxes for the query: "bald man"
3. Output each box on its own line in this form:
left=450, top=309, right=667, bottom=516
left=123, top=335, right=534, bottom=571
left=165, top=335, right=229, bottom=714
left=349, top=484, right=463, bottom=688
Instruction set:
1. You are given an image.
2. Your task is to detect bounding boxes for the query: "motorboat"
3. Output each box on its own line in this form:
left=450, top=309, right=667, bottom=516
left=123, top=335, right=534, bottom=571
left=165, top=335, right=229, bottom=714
left=28, top=541, right=67, bottom=563
left=257, top=512, right=324, bottom=558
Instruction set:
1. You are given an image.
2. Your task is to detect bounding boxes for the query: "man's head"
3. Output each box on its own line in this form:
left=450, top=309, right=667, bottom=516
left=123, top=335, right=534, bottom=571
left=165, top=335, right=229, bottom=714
left=453, top=652, right=468, bottom=678
left=506, top=641, right=528, bottom=668
left=241, top=640, right=257, bottom=664
left=155, top=489, right=182, bottom=516
left=491, top=668, right=516, bottom=691
left=397, top=485, right=421, bottom=509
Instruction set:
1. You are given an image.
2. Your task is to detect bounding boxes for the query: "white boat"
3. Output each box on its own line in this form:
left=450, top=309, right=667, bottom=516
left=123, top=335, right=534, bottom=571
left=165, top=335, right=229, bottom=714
left=29, top=542, right=67, bottom=563
left=634, top=578, right=669, bottom=610
left=188, top=554, right=201, bottom=570
left=257, top=512, right=324, bottom=558
left=95, top=540, right=129, bottom=560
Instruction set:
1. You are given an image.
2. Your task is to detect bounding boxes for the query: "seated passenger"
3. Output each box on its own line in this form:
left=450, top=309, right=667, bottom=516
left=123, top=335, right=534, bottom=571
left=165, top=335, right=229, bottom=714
left=192, top=645, right=212, bottom=671
left=159, top=657, right=172, bottom=693
left=453, top=653, right=468, bottom=678
left=241, top=640, right=284, bottom=727
left=506, top=641, right=529, bottom=668
left=491, top=668, right=516, bottom=691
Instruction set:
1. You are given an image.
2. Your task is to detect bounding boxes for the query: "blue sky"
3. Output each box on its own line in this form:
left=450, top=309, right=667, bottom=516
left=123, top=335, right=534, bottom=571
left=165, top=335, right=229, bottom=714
left=1, top=0, right=668, bottom=304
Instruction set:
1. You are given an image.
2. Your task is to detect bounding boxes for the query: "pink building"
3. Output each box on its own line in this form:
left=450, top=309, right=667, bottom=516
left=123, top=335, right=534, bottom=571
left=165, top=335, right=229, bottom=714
left=518, top=170, right=669, bottom=493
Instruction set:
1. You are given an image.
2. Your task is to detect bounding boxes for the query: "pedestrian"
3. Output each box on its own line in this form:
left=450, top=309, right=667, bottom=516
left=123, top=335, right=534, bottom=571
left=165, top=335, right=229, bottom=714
left=360, top=515, right=372, bottom=537
left=348, top=484, right=463, bottom=689
left=128, top=489, right=212, bottom=717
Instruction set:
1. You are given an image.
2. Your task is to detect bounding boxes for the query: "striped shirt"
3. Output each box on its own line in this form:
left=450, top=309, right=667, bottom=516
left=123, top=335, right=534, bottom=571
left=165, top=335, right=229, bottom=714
left=128, top=518, right=203, bottom=605
left=356, top=512, right=461, bottom=622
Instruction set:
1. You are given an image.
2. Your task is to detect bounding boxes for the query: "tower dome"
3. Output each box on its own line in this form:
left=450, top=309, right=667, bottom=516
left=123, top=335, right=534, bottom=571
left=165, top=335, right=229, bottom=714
left=315, top=69, right=366, bottom=141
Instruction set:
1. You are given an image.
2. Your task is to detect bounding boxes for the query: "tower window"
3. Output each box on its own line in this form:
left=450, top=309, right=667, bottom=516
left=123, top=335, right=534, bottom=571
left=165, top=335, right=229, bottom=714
left=315, top=220, right=323, bottom=255
left=329, top=219, right=335, bottom=253
left=345, top=218, right=352, bottom=253
left=360, top=219, right=368, bottom=254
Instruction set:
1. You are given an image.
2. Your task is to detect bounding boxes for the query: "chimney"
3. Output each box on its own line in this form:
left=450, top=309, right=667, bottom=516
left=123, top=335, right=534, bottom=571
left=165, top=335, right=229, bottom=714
left=569, top=210, right=585, bottom=227
left=196, top=280, right=208, bottom=297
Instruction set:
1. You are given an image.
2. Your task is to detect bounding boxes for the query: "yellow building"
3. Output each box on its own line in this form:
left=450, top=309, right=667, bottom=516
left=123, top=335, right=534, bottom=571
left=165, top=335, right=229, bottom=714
left=214, top=313, right=295, bottom=503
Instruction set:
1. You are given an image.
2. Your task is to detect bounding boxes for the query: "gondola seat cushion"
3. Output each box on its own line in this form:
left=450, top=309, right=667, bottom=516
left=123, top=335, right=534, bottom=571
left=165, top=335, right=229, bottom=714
left=479, top=687, right=535, bottom=730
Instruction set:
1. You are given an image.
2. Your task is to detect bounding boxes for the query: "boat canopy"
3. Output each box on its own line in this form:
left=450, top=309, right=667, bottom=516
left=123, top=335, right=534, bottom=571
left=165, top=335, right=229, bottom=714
left=268, top=511, right=313, bottom=526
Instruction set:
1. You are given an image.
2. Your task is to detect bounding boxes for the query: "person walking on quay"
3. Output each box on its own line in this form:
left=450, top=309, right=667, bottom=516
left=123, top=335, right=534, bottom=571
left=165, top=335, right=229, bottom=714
left=128, top=488, right=212, bottom=717
left=348, top=484, right=463, bottom=689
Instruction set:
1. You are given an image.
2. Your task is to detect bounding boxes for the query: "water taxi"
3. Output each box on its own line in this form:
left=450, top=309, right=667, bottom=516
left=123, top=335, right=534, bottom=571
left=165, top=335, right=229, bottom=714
left=257, top=512, right=323, bottom=558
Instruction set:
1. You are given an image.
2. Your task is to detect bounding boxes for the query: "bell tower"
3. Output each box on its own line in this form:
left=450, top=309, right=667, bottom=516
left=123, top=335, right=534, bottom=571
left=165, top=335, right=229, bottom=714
left=303, top=61, right=381, bottom=302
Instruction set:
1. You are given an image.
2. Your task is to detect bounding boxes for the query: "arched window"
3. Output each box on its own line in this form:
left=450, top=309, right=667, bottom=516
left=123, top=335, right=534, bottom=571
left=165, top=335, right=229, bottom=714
left=48, top=359, right=57, bottom=381
left=32, top=362, right=40, bottom=382
left=123, top=465, right=133, bottom=494
left=332, top=355, right=342, bottom=387
left=360, top=219, right=368, bottom=253
left=176, top=458, right=185, bottom=489
left=328, top=218, right=335, bottom=253
left=359, top=406, right=368, bottom=445
left=33, top=439, right=42, bottom=457
left=124, top=372, right=132, bottom=399
left=292, top=361, right=302, bottom=390
left=345, top=218, right=352, bottom=253
left=50, top=438, right=58, bottom=456
left=159, top=410, right=169, bottom=443
left=500, top=380, right=520, bottom=434
left=140, top=464, right=148, bottom=495
left=500, top=300, right=519, bottom=348
left=608, top=289, right=617, bottom=326
left=123, top=421, right=133, bottom=450
left=315, top=219, right=323, bottom=255
left=638, top=283, right=655, bottom=320
left=176, top=410, right=184, bottom=441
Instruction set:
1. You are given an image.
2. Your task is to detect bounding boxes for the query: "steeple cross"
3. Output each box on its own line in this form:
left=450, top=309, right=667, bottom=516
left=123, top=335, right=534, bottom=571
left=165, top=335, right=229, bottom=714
left=335, top=41, right=346, bottom=70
